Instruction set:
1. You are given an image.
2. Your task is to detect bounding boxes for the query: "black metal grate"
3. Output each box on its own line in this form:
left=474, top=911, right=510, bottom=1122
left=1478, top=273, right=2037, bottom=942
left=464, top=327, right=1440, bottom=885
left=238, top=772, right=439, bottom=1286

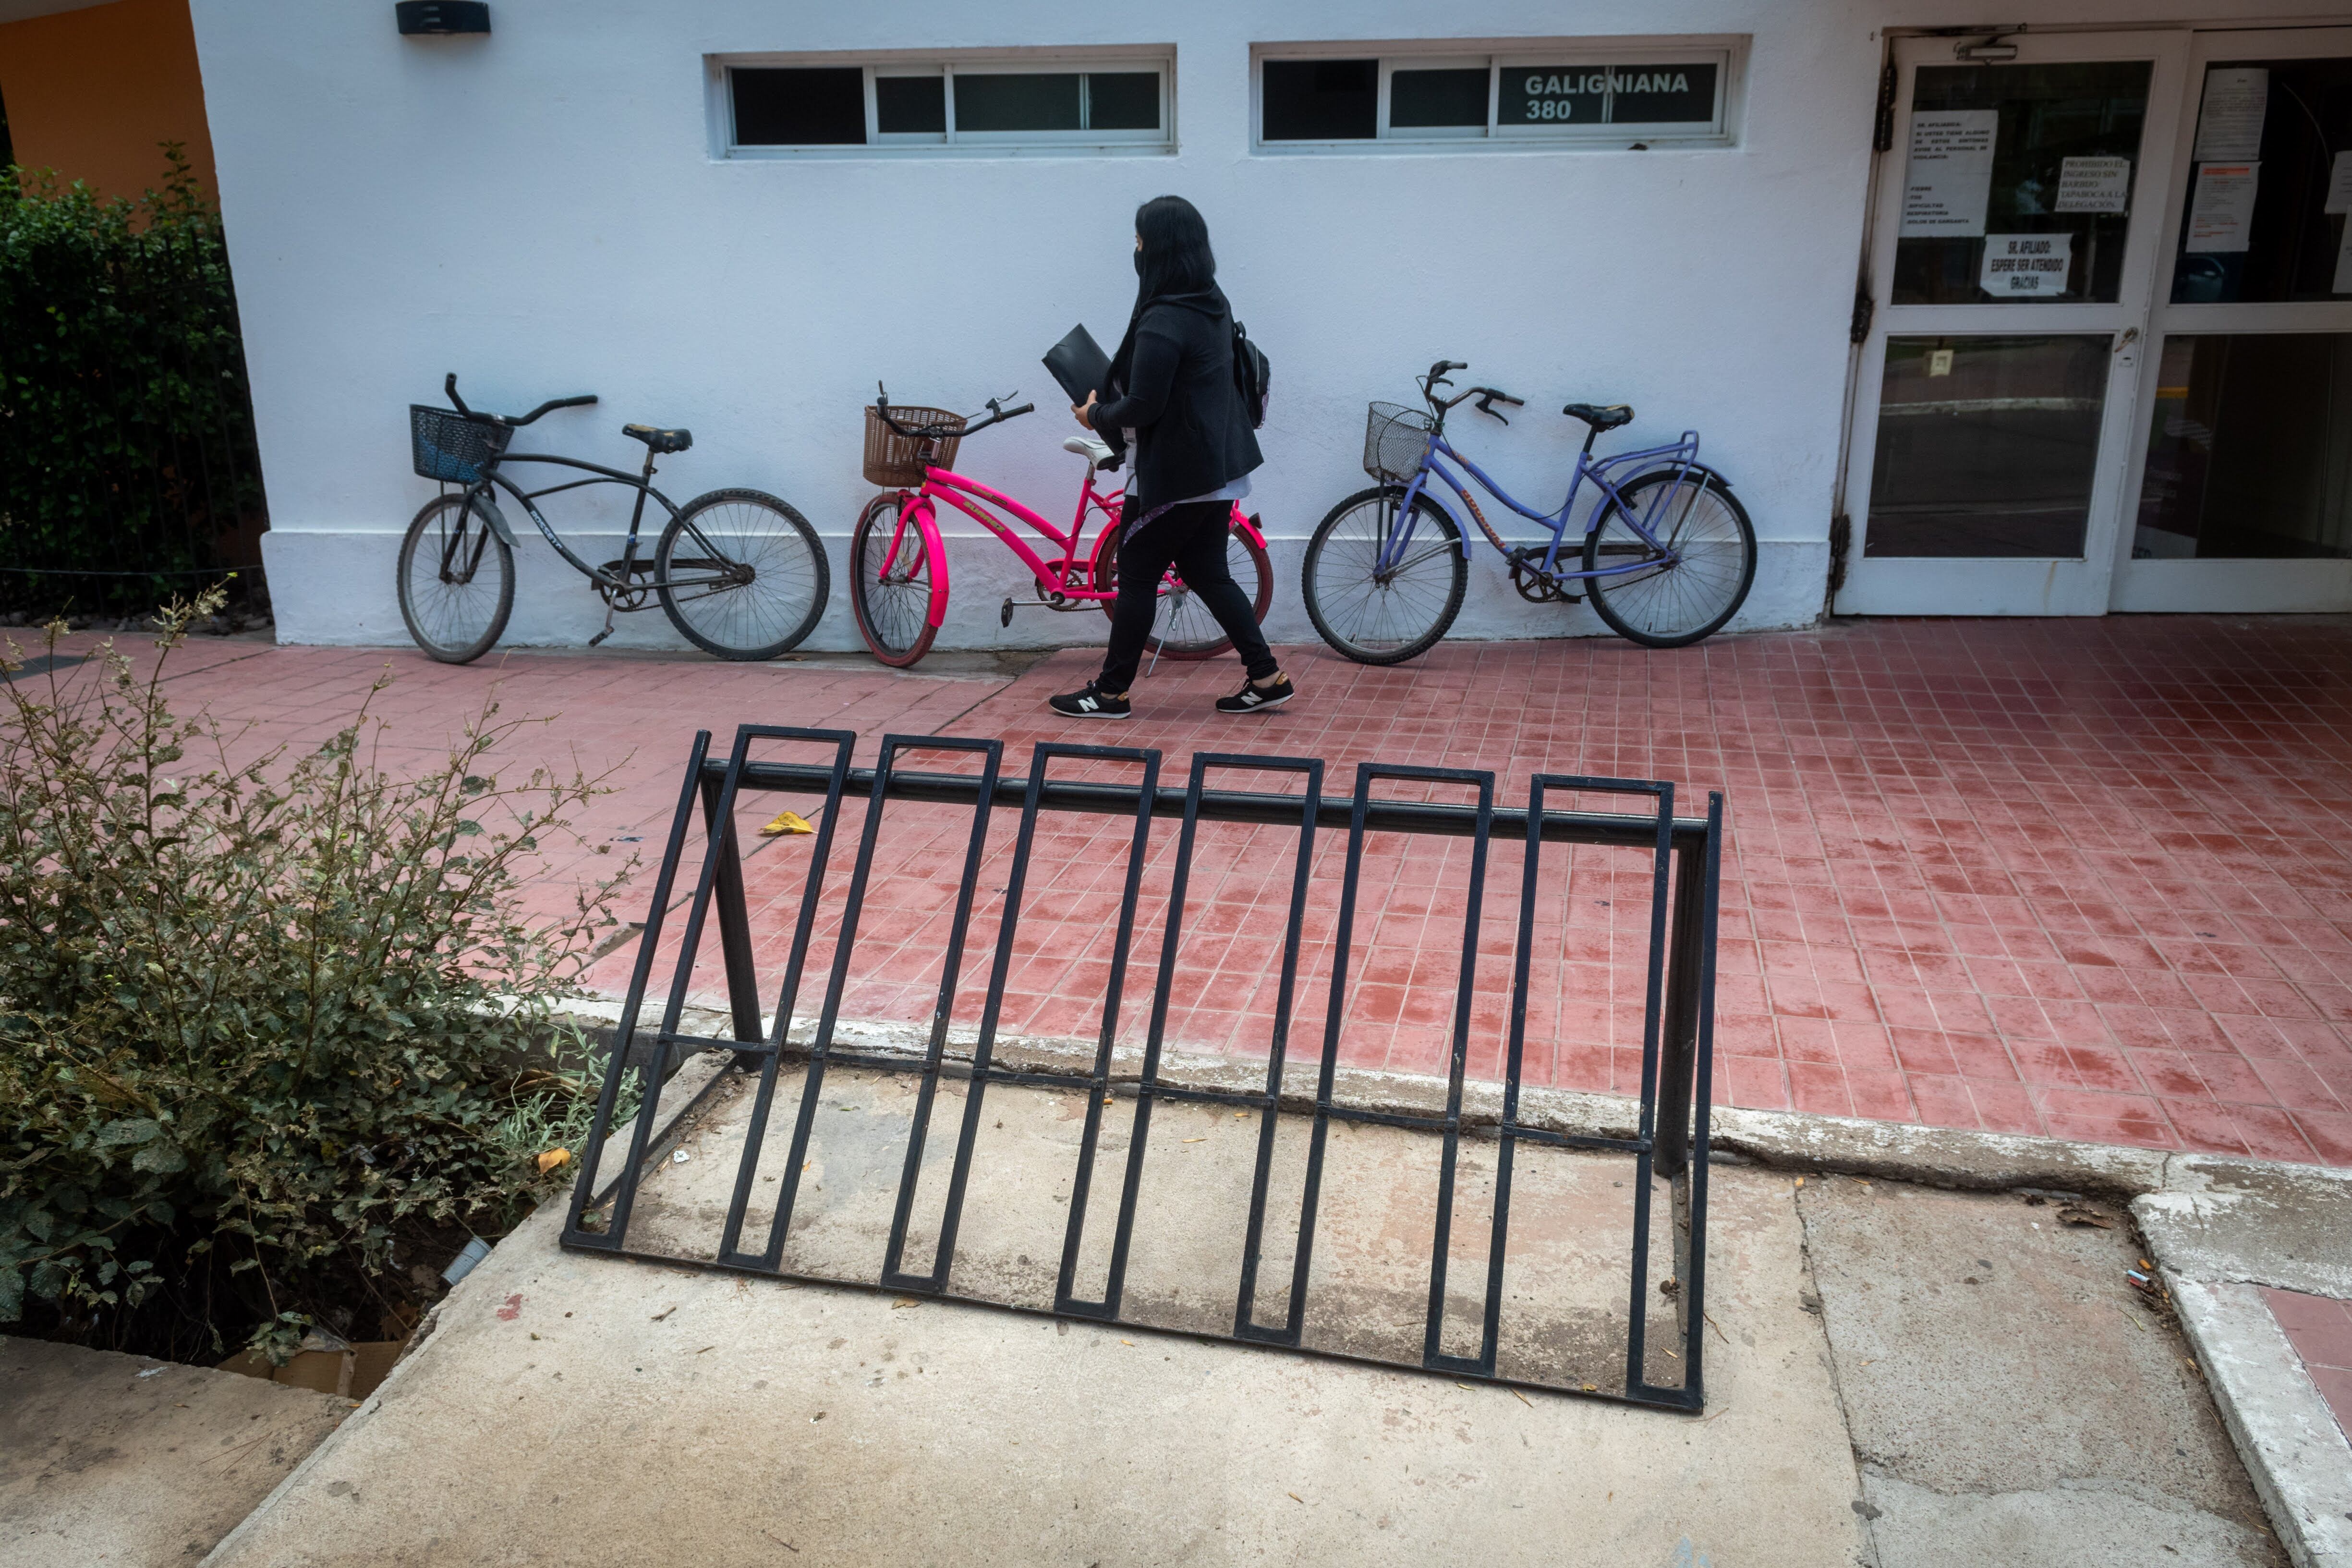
left=409, top=404, right=513, bottom=485
left=563, top=727, right=1723, bottom=1411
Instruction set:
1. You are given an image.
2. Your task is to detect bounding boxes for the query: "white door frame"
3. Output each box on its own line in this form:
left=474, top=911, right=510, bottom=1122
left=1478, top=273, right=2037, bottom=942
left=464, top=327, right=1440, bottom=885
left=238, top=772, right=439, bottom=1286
left=1835, top=29, right=2191, bottom=616
left=2109, top=24, right=2352, bottom=613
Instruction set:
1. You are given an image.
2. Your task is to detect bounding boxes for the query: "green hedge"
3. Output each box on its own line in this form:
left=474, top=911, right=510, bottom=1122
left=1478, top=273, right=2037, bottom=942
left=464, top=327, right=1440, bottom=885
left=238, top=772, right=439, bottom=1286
left=0, top=147, right=266, bottom=612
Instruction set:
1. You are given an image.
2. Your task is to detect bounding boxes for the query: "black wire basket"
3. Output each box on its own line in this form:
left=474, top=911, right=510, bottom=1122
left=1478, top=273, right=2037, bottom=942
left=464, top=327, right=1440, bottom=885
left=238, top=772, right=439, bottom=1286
left=410, top=405, right=511, bottom=484
left=1363, top=401, right=1436, bottom=486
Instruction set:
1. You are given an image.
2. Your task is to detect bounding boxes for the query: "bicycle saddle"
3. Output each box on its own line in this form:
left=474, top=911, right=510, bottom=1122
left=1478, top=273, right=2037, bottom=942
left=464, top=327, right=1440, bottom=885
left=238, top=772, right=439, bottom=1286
left=623, top=423, right=693, bottom=454
left=1562, top=402, right=1634, bottom=431
left=1062, top=433, right=1118, bottom=469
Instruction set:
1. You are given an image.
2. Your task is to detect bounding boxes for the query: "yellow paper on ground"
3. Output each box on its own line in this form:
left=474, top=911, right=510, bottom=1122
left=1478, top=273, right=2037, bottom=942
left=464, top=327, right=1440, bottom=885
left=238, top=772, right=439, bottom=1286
left=760, top=810, right=814, bottom=837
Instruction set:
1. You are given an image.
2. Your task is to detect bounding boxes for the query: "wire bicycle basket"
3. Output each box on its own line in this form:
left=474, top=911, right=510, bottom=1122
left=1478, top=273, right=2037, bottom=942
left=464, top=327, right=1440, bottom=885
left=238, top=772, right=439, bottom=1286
left=1363, top=401, right=1437, bottom=486
left=864, top=405, right=965, bottom=488
left=410, top=405, right=512, bottom=485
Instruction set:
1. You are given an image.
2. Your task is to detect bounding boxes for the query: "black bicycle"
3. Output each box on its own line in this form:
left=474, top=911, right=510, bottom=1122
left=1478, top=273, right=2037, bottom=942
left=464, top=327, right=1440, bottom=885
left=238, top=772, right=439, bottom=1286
left=399, top=375, right=829, bottom=663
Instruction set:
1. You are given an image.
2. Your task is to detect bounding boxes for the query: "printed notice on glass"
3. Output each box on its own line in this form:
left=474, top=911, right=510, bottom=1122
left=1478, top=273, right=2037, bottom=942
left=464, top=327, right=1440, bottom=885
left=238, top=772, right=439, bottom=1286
left=1979, top=233, right=2073, bottom=296
left=2185, top=163, right=2259, bottom=253
left=2054, top=156, right=2132, bottom=214
left=2192, top=67, right=2268, bottom=162
left=2326, top=150, right=2352, bottom=215
left=1899, top=109, right=1998, bottom=237
left=2335, top=218, right=2352, bottom=294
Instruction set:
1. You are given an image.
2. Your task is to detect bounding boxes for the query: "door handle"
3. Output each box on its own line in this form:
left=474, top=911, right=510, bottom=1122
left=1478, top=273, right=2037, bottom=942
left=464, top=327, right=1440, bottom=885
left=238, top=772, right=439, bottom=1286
left=2113, top=327, right=2141, bottom=353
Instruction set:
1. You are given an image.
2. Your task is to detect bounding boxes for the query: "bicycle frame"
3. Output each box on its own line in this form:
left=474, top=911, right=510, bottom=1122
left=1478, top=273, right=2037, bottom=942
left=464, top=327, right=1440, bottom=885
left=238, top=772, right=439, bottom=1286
left=1383, top=425, right=1709, bottom=584
left=881, top=459, right=1268, bottom=631
left=449, top=450, right=685, bottom=601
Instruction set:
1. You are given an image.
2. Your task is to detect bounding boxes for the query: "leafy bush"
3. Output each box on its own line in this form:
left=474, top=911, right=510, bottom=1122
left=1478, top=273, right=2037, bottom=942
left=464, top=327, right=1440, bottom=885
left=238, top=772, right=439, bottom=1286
left=0, top=591, right=632, bottom=1357
left=0, top=147, right=267, bottom=614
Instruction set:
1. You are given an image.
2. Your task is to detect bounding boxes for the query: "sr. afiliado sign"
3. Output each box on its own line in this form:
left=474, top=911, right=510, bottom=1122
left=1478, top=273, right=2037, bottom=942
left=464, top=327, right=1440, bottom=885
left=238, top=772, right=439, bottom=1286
left=1500, top=63, right=1718, bottom=124
left=1979, top=232, right=2073, bottom=296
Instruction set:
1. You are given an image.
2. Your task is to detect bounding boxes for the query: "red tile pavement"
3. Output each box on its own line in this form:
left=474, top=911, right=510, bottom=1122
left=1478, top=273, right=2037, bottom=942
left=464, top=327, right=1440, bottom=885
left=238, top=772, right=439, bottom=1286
left=21, top=614, right=2352, bottom=1165
left=2261, top=1287, right=2352, bottom=1438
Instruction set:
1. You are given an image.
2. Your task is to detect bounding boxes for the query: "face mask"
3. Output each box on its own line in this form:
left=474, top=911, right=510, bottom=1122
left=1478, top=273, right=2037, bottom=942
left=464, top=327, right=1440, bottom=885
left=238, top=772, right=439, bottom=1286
left=1133, top=247, right=1146, bottom=278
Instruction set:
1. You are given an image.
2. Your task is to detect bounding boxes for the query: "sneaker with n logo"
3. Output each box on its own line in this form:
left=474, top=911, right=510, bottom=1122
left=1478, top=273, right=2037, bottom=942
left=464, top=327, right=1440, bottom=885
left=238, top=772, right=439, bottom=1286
left=1047, top=683, right=1131, bottom=719
left=1215, top=674, right=1295, bottom=714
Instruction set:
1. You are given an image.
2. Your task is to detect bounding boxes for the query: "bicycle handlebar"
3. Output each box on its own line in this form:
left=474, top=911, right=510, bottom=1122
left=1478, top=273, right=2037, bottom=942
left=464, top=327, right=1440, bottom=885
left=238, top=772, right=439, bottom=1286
left=443, top=373, right=597, bottom=427
left=873, top=386, right=1033, bottom=443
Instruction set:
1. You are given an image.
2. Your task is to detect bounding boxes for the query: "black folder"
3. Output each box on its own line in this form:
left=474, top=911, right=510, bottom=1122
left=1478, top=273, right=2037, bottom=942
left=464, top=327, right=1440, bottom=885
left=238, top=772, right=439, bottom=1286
left=1042, top=324, right=1113, bottom=406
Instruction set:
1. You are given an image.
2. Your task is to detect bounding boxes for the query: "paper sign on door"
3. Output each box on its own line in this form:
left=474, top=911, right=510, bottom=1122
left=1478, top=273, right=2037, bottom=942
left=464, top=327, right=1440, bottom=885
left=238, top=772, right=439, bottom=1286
left=2185, top=164, right=2259, bottom=253
left=1979, top=233, right=2073, bottom=296
left=2326, top=151, right=2352, bottom=216
left=2192, top=67, right=2268, bottom=162
left=1900, top=109, right=1998, bottom=237
left=2054, top=156, right=2132, bottom=214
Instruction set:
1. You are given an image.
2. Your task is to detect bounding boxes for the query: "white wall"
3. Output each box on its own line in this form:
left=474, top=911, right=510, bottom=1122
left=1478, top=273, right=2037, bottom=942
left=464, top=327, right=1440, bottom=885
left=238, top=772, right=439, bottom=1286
left=192, top=0, right=2333, bottom=655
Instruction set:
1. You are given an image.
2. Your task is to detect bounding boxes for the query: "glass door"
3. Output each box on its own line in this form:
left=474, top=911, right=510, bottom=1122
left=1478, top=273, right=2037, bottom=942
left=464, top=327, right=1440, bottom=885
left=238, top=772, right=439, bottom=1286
left=2111, top=27, right=2352, bottom=612
left=1837, top=31, right=2189, bottom=615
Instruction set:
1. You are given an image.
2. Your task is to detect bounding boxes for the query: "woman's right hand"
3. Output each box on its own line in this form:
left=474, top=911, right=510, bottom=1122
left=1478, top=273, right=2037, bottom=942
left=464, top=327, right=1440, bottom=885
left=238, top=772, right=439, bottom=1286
left=1072, top=389, right=1098, bottom=431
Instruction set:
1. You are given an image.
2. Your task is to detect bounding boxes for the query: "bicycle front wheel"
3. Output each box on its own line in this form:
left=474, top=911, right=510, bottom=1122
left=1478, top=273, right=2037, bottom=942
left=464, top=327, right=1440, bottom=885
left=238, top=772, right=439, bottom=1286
left=656, top=488, right=829, bottom=660
left=849, top=492, right=941, bottom=668
left=397, top=493, right=513, bottom=664
left=1301, top=485, right=1466, bottom=665
left=1583, top=471, right=1756, bottom=649
left=1092, top=511, right=1274, bottom=661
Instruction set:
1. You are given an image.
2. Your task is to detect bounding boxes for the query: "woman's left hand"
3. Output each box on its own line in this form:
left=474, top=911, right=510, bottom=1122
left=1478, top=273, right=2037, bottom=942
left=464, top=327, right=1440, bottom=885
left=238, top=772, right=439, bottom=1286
left=1072, top=390, right=1097, bottom=431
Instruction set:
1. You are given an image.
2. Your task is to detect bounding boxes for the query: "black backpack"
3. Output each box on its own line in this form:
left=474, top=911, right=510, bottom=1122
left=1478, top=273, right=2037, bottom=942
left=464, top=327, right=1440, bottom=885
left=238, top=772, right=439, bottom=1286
left=1231, top=318, right=1270, bottom=429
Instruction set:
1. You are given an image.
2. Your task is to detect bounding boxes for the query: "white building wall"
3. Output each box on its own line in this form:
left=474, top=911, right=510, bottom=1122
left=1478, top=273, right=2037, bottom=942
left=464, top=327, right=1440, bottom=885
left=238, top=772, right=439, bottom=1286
left=190, top=0, right=2340, bottom=654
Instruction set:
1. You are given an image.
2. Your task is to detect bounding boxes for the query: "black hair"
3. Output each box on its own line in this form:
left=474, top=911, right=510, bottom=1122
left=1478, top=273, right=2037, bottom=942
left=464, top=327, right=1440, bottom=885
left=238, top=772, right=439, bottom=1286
left=1134, top=194, right=1216, bottom=299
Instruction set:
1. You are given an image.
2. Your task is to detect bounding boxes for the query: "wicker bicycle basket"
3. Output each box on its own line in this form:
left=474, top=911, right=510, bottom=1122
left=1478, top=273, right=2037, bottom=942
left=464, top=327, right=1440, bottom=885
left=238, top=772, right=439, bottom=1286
left=410, top=405, right=512, bottom=484
left=863, top=405, right=965, bottom=488
left=1363, top=401, right=1436, bottom=486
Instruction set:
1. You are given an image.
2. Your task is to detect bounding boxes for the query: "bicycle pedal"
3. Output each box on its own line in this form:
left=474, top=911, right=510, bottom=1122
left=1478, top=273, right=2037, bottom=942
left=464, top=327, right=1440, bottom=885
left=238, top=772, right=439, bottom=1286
left=587, top=627, right=614, bottom=647
left=1000, top=597, right=1015, bottom=628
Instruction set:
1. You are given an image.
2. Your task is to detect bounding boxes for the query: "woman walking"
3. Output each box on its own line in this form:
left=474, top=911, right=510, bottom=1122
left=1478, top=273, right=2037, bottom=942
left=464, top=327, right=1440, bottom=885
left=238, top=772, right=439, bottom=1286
left=1049, top=196, right=1293, bottom=720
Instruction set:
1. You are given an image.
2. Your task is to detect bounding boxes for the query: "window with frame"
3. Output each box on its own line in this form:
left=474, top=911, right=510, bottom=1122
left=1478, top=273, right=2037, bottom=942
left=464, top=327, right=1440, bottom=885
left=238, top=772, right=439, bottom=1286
left=719, top=53, right=1173, bottom=155
left=1256, top=42, right=1737, bottom=149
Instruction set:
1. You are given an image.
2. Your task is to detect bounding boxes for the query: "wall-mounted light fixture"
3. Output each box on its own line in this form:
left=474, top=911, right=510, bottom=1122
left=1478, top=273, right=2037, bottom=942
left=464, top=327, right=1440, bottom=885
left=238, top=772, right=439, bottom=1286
left=396, top=2, right=490, bottom=36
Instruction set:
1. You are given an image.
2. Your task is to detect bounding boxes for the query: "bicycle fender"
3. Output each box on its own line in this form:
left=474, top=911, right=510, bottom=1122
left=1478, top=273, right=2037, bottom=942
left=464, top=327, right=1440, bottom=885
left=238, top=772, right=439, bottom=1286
left=467, top=494, right=519, bottom=548
left=1399, top=474, right=1475, bottom=558
left=893, top=499, right=950, bottom=629
left=1232, top=508, right=1268, bottom=549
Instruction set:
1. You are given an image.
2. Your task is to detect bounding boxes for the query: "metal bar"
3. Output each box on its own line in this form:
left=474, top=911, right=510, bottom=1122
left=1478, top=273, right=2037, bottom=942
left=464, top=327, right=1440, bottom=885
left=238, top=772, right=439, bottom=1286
left=1654, top=837, right=1709, bottom=1183
left=1022, top=745, right=1158, bottom=1317
left=562, top=731, right=713, bottom=1249
left=866, top=737, right=1004, bottom=1292
left=700, top=772, right=765, bottom=1050
left=1673, top=793, right=1725, bottom=1407
left=1617, top=777, right=1677, bottom=1399
left=694, top=760, right=1705, bottom=850
left=715, top=728, right=857, bottom=1268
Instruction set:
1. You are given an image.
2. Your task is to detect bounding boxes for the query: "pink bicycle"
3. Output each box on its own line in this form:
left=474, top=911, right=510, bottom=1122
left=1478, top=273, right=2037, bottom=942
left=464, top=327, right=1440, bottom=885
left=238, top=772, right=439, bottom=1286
left=850, top=388, right=1272, bottom=669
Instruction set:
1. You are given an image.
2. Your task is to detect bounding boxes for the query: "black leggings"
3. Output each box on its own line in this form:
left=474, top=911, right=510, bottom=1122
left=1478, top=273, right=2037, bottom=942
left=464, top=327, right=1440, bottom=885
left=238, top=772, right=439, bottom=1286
left=1099, top=499, right=1277, bottom=693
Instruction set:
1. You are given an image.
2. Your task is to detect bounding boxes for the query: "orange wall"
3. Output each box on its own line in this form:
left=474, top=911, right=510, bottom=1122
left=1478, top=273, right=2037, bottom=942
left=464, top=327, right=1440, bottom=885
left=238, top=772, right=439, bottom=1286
left=0, top=0, right=217, bottom=199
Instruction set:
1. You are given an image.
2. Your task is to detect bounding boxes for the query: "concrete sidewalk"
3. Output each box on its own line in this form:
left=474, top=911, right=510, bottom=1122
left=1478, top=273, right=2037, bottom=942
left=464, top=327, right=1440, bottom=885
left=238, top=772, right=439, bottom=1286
left=197, top=1044, right=2347, bottom=1567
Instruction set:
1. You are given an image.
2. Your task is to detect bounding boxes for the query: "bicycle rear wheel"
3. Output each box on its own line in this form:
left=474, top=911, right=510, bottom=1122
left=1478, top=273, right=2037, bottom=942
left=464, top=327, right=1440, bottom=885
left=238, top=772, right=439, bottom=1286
left=1582, top=471, right=1755, bottom=649
left=656, top=488, right=829, bottom=661
left=850, top=492, right=941, bottom=668
left=1092, top=511, right=1273, bottom=660
left=1301, top=485, right=1466, bottom=665
left=397, top=493, right=513, bottom=664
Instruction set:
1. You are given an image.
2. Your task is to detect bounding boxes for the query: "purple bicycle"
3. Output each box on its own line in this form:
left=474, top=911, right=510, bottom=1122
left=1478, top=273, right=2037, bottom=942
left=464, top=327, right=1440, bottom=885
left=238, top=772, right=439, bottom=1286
left=1302, top=360, right=1756, bottom=661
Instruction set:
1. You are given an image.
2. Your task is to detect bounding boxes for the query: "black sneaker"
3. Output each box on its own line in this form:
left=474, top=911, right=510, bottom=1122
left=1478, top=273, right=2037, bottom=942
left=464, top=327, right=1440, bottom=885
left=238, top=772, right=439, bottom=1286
left=1047, top=683, right=1131, bottom=719
left=1215, top=674, right=1295, bottom=714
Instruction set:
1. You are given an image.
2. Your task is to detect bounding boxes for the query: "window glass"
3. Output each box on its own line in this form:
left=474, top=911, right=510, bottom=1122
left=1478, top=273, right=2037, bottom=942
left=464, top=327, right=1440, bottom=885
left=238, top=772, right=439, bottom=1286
left=2136, top=334, right=2352, bottom=559
left=1087, top=72, right=1160, bottom=131
left=876, top=75, right=946, bottom=136
left=1263, top=60, right=1377, bottom=140
left=1497, top=63, right=1716, bottom=127
left=2170, top=59, right=2352, bottom=304
left=1867, top=335, right=2112, bottom=557
left=955, top=73, right=1083, bottom=133
left=1392, top=68, right=1488, bottom=129
left=733, top=67, right=865, bottom=146
left=1892, top=62, right=2150, bottom=306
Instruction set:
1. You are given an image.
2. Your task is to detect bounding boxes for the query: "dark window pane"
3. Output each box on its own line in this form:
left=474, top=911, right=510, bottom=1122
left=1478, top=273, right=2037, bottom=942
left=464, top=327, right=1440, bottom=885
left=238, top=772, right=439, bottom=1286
left=956, top=73, right=1081, bottom=132
left=2136, top=334, right=2352, bottom=559
left=876, top=75, right=945, bottom=134
left=732, top=67, right=865, bottom=146
left=1893, top=62, right=2150, bottom=305
left=1262, top=59, right=1377, bottom=140
left=1866, top=335, right=2110, bottom=558
left=1500, top=65, right=1607, bottom=127
left=1087, top=72, right=1160, bottom=131
left=1391, top=68, right=1488, bottom=128
left=2170, top=59, right=2352, bottom=304
left=1609, top=62, right=1717, bottom=122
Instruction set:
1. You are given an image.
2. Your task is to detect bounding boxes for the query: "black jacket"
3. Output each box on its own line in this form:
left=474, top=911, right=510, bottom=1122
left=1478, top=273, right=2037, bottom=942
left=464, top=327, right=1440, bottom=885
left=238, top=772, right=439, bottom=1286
left=1093, top=287, right=1262, bottom=509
